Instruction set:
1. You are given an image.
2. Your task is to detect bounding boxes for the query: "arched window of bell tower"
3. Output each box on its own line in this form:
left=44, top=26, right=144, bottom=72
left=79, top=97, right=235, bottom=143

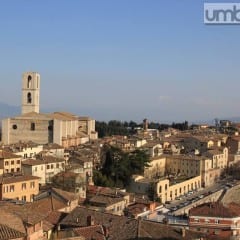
left=27, top=92, right=32, bottom=104
left=27, top=75, right=32, bottom=88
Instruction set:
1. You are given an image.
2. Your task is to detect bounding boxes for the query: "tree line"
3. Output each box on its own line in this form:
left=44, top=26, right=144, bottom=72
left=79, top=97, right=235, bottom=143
left=96, top=120, right=189, bottom=137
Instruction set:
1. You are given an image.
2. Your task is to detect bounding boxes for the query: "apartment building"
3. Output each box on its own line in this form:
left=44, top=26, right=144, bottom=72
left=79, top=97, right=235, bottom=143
left=189, top=202, right=240, bottom=238
left=0, top=149, right=22, bottom=174
left=144, top=156, right=166, bottom=179
left=22, top=156, right=65, bottom=185
left=142, top=141, right=163, bottom=158
left=130, top=174, right=201, bottom=203
left=2, top=141, right=44, bottom=159
left=165, top=148, right=228, bottom=187
left=156, top=175, right=201, bottom=203
left=0, top=173, right=40, bottom=202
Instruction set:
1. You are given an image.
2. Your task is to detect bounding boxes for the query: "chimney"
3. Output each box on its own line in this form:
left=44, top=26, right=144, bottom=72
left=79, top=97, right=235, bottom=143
left=181, top=227, right=186, bottom=238
left=87, top=215, right=94, bottom=226
left=102, top=225, right=110, bottom=239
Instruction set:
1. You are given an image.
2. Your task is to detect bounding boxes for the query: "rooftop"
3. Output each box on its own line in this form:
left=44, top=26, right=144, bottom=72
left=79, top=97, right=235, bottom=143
left=189, top=202, right=240, bottom=218
left=0, top=150, right=21, bottom=159
left=0, top=173, right=40, bottom=184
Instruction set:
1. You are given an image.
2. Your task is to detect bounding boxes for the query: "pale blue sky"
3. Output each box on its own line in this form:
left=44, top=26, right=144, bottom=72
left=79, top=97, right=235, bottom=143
left=0, top=0, right=240, bottom=123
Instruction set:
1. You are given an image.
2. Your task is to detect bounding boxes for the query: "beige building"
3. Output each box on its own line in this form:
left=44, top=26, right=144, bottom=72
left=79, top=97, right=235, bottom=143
left=0, top=149, right=22, bottom=174
left=2, top=141, right=43, bottom=159
left=0, top=173, right=40, bottom=202
left=130, top=175, right=201, bottom=203
left=156, top=175, right=201, bottom=203
left=2, top=72, right=97, bottom=147
left=22, top=156, right=65, bottom=185
left=89, top=195, right=127, bottom=215
left=144, top=156, right=166, bottom=179
left=142, top=141, right=163, bottom=158
left=165, top=148, right=228, bottom=187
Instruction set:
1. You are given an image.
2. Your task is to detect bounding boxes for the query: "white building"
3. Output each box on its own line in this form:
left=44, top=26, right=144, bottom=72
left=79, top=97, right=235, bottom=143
left=22, top=156, right=65, bottom=185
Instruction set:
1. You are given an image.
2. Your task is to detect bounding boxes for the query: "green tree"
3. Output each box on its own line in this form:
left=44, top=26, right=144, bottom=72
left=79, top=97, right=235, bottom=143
left=95, top=145, right=150, bottom=188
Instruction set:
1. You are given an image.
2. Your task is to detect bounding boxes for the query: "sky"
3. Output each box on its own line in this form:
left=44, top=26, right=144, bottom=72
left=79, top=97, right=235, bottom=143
left=0, top=0, right=240, bottom=123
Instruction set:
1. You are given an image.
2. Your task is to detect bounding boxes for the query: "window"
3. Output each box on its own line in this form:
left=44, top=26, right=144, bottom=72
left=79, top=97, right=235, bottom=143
left=17, top=160, right=20, bottom=164
left=22, top=196, right=26, bottom=201
left=16, top=168, right=20, bottom=172
left=215, top=219, right=219, bottom=224
left=27, top=92, right=32, bottom=103
left=47, top=165, right=50, bottom=169
left=4, top=161, right=9, bottom=166
left=30, top=182, right=35, bottom=188
left=12, top=124, right=17, bottom=130
left=56, top=163, right=59, bottom=168
left=30, top=194, right=35, bottom=202
left=10, top=185, right=15, bottom=192
left=11, top=168, right=14, bottom=173
left=31, top=122, right=35, bottom=131
left=27, top=75, right=32, bottom=88
left=11, top=160, right=14, bottom=165
left=35, top=166, right=37, bottom=172
left=22, top=183, right=26, bottom=190
left=51, top=164, right=54, bottom=169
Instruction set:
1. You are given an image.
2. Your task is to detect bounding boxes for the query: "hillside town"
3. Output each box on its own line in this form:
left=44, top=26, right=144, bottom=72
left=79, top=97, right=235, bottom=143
left=0, top=72, right=240, bottom=240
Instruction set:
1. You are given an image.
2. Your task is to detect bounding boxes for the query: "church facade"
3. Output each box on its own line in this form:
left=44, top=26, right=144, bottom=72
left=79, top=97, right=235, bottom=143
left=2, top=72, right=97, bottom=147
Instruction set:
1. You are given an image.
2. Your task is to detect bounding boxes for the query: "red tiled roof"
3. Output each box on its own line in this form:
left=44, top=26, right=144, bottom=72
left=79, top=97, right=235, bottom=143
left=45, top=211, right=67, bottom=225
left=0, top=202, right=45, bottom=225
left=0, top=208, right=26, bottom=234
left=0, top=150, right=21, bottom=159
left=73, top=225, right=105, bottom=240
left=0, top=174, right=40, bottom=184
left=22, top=159, right=45, bottom=166
left=43, top=220, right=54, bottom=231
left=189, top=202, right=240, bottom=218
left=0, top=224, right=26, bottom=239
left=52, top=187, right=78, bottom=202
left=29, top=196, right=67, bottom=214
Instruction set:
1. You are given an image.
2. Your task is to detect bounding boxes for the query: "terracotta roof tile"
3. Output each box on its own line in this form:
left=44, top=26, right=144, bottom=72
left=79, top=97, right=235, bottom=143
left=60, top=206, right=138, bottom=240
left=189, top=202, right=240, bottom=218
left=22, top=159, right=45, bottom=166
left=0, top=224, right=26, bottom=239
left=73, top=225, right=105, bottom=240
left=0, top=173, right=40, bottom=184
left=0, top=208, right=26, bottom=234
left=0, top=150, right=21, bottom=159
left=45, top=211, right=67, bottom=225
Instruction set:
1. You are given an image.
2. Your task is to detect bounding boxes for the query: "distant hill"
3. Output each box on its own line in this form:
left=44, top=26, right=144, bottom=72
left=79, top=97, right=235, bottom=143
left=227, top=117, right=240, bottom=123
left=0, top=102, right=20, bottom=119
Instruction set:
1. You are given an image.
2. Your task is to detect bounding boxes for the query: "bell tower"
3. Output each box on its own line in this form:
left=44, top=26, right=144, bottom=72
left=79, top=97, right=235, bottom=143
left=21, top=72, right=40, bottom=114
